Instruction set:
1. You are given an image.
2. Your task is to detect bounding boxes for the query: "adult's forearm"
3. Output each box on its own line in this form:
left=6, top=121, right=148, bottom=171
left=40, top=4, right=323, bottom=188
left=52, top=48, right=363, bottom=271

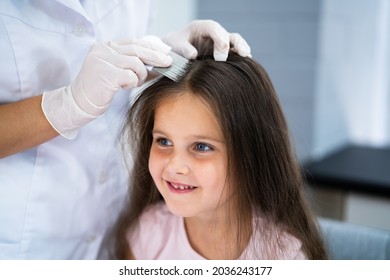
left=0, top=95, right=59, bottom=158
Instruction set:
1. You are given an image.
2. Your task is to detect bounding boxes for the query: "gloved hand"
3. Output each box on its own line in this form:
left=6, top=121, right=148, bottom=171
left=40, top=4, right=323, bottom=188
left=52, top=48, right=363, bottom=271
left=42, top=36, right=172, bottom=139
left=162, top=20, right=251, bottom=61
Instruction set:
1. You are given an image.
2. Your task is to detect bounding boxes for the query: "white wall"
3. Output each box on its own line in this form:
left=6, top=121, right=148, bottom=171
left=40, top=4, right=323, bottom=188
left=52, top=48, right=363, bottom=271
left=313, top=0, right=390, bottom=159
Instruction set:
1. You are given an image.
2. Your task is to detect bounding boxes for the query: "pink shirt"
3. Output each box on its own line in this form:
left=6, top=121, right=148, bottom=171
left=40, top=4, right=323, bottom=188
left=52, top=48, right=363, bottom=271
left=127, top=202, right=306, bottom=260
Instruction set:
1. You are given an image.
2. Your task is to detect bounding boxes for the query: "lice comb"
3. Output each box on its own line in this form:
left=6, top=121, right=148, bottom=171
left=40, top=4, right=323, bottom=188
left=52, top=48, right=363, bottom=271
left=152, top=51, right=190, bottom=82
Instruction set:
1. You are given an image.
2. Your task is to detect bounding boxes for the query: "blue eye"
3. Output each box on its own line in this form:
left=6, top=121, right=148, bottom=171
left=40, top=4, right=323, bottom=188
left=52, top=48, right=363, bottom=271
left=156, top=138, right=172, bottom=146
left=194, top=143, right=213, bottom=152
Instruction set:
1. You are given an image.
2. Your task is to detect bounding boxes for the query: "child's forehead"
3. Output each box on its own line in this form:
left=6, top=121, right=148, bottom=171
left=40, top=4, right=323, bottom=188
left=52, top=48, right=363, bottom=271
left=156, top=90, right=212, bottom=112
left=153, top=91, right=224, bottom=139
left=155, top=91, right=212, bottom=116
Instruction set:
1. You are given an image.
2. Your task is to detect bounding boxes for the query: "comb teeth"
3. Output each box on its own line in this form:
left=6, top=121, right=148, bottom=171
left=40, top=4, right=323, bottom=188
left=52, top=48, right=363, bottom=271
left=152, top=51, right=190, bottom=82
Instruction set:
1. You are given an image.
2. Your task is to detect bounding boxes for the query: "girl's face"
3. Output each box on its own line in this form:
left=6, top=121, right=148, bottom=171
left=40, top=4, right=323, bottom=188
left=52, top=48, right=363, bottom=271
left=149, top=92, right=230, bottom=220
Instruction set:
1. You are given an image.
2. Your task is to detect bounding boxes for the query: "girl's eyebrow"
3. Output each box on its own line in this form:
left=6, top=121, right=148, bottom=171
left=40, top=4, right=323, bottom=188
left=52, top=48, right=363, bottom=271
left=152, top=129, right=224, bottom=143
left=193, top=135, right=225, bottom=143
left=152, top=129, right=165, bottom=135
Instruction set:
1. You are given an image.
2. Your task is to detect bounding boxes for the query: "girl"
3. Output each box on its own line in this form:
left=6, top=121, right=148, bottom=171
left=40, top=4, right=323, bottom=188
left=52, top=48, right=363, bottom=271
left=114, top=49, right=328, bottom=260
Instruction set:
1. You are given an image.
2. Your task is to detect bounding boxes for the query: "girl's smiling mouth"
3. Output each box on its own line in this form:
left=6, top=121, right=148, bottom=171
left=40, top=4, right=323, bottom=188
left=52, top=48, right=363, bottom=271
left=166, top=180, right=198, bottom=193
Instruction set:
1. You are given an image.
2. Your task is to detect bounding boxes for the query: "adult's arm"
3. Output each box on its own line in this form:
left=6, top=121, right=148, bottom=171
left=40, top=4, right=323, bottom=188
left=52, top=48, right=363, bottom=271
left=0, top=95, right=58, bottom=158
left=0, top=36, right=172, bottom=158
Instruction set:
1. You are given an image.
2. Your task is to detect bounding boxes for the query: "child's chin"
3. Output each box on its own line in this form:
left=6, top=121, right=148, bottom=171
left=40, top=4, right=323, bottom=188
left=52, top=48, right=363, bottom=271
left=165, top=202, right=195, bottom=218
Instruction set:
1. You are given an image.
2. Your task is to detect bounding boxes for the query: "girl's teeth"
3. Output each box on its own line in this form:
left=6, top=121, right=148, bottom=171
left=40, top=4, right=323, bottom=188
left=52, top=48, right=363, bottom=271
left=171, top=183, right=194, bottom=190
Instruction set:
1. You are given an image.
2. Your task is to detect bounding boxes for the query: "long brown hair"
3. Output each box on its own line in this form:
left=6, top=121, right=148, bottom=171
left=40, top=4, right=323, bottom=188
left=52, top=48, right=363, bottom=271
left=113, top=48, right=327, bottom=259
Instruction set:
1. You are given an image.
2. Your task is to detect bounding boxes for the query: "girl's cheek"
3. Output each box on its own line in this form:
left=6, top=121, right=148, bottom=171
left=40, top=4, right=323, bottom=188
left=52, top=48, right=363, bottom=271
left=148, top=148, right=160, bottom=173
left=149, top=148, right=169, bottom=171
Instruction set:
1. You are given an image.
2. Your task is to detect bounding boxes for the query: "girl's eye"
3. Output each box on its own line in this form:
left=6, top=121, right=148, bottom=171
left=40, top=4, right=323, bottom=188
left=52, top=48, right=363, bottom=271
left=194, top=142, right=213, bottom=152
left=156, top=138, right=172, bottom=147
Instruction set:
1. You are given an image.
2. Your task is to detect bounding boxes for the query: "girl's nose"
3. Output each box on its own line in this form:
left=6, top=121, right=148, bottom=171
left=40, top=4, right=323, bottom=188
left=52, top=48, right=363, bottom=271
left=166, top=151, right=190, bottom=175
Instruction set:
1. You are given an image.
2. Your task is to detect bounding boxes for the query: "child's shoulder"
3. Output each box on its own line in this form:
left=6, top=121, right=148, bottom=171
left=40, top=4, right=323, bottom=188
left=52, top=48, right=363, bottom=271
left=127, top=202, right=182, bottom=259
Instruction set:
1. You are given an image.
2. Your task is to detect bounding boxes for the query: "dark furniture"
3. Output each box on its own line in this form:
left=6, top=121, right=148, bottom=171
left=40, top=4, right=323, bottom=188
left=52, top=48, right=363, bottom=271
left=303, top=145, right=390, bottom=197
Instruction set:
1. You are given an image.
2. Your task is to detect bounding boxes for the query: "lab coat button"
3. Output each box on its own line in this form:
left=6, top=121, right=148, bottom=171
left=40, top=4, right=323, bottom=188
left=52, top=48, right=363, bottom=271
left=73, top=24, right=86, bottom=37
left=99, top=172, right=106, bottom=184
left=85, top=235, right=96, bottom=243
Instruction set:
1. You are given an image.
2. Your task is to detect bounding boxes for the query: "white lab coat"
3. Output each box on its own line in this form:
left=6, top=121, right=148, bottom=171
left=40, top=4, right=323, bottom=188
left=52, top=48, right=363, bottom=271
left=0, top=0, right=152, bottom=259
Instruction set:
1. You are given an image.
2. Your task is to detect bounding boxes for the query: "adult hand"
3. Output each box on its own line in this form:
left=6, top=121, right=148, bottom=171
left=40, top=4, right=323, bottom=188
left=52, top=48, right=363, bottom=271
left=42, top=36, right=172, bottom=139
left=162, top=20, right=251, bottom=61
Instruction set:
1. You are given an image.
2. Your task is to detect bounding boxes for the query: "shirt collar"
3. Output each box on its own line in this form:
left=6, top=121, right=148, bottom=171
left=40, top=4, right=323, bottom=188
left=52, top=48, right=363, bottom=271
left=53, top=0, right=89, bottom=21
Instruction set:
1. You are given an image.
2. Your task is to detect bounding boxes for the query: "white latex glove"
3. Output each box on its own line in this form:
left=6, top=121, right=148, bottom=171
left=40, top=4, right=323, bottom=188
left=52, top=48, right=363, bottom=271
left=42, top=36, right=172, bottom=139
left=162, top=20, right=251, bottom=61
